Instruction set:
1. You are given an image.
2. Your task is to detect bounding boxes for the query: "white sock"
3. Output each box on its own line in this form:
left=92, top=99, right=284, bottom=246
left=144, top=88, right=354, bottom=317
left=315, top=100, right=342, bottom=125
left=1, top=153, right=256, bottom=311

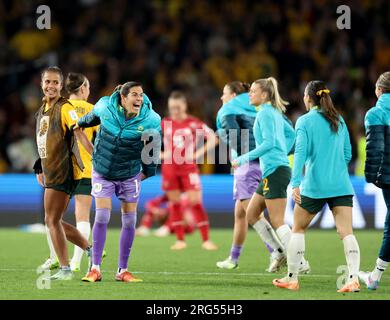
left=252, top=218, right=285, bottom=255
left=276, top=224, right=292, bottom=250
left=70, top=221, right=91, bottom=266
left=45, top=225, right=57, bottom=261
left=118, top=268, right=127, bottom=274
left=92, top=264, right=100, bottom=272
left=287, top=233, right=305, bottom=281
left=343, top=234, right=360, bottom=282
left=372, top=258, right=388, bottom=282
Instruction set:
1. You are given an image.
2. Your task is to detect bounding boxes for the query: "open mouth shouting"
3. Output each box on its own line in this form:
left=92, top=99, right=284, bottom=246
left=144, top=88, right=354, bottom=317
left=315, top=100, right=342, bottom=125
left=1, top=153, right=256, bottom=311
left=132, top=103, right=141, bottom=112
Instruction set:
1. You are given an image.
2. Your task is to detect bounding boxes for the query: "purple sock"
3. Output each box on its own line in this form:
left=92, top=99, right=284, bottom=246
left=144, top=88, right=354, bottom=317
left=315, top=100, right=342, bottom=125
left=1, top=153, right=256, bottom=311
left=265, top=242, right=274, bottom=253
left=118, top=213, right=137, bottom=270
left=92, top=208, right=111, bottom=265
left=230, top=245, right=243, bottom=263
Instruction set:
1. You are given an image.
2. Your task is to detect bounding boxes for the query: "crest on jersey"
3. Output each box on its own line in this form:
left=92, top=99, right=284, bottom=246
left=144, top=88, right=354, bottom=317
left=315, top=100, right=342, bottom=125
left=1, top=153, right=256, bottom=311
left=37, top=116, right=50, bottom=159
left=39, top=119, right=49, bottom=136
left=69, top=110, right=79, bottom=121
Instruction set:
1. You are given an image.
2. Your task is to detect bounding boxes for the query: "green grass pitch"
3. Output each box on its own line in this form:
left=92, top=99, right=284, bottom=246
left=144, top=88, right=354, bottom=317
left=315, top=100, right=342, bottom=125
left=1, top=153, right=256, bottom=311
left=0, top=228, right=389, bottom=300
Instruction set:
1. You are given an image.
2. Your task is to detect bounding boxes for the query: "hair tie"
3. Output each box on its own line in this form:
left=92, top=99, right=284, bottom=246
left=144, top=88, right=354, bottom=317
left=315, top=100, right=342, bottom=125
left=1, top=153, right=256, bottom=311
left=316, top=89, right=330, bottom=96
left=74, top=78, right=86, bottom=92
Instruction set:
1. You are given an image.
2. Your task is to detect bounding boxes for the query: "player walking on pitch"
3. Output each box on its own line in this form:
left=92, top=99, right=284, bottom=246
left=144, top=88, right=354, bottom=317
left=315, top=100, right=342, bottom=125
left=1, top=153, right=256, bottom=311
left=359, top=71, right=390, bottom=290
left=161, top=91, right=218, bottom=250
left=34, top=67, right=94, bottom=280
left=215, top=81, right=282, bottom=271
left=232, top=77, right=310, bottom=273
left=78, top=82, right=161, bottom=283
left=273, top=80, right=361, bottom=292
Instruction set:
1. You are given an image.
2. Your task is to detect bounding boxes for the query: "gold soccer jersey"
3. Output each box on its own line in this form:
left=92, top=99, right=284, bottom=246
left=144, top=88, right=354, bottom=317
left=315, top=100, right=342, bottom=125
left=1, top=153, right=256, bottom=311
left=69, top=99, right=98, bottom=179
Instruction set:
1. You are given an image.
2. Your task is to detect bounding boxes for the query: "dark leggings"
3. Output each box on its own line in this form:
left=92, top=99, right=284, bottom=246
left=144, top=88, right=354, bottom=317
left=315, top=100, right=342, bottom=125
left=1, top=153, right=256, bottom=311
left=379, top=188, right=390, bottom=262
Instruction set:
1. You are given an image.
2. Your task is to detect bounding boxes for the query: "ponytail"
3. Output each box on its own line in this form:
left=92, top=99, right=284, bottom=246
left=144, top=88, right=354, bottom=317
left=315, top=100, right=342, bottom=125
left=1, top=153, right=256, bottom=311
left=65, top=73, right=87, bottom=94
left=253, top=77, right=289, bottom=113
left=114, top=84, right=123, bottom=93
left=306, top=81, right=340, bottom=133
left=226, top=81, right=250, bottom=95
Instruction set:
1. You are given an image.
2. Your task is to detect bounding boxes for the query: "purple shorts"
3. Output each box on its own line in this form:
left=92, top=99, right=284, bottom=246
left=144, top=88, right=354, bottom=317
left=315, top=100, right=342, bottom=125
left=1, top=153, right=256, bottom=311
left=233, top=161, right=261, bottom=201
left=91, top=169, right=142, bottom=203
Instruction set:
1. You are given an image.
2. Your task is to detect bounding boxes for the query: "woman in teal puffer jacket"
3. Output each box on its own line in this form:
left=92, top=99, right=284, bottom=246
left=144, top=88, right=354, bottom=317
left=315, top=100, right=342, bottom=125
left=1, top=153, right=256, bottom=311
left=77, top=82, right=161, bottom=283
left=359, top=71, right=390, bottom=290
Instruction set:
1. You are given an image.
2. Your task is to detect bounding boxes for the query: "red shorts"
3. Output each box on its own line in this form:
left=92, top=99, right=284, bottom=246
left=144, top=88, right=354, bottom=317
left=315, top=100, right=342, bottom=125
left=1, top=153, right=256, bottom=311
left=162, top=169, right=201, bottom=192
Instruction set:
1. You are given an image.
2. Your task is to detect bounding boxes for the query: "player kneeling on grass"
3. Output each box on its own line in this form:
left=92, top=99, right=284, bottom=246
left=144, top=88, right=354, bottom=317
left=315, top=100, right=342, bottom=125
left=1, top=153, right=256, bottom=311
left=273, top=81, right=361, bottom=293
left=359, top=72, right=390, bottom=290
left=76, top=82, right=161, bottom=283
left=136, top=194, right=196, bottom=237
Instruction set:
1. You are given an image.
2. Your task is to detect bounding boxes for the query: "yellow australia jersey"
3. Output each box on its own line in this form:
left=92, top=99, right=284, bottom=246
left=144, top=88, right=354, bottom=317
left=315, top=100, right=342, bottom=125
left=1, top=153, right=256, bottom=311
left=69, top=99, right=99, bottom=179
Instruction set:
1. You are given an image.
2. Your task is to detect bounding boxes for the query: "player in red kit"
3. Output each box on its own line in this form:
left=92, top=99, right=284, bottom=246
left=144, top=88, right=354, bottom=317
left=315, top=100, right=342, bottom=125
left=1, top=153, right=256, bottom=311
left=136, top=194, right=196, bottom=237
left=161, top=91, right=218, bottom=250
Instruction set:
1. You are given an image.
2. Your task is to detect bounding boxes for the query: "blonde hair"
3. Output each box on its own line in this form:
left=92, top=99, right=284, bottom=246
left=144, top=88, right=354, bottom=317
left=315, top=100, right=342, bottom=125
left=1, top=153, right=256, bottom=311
left=253, top=77, right=289, bottom=113
left=376, top=71, right=390, bottom=93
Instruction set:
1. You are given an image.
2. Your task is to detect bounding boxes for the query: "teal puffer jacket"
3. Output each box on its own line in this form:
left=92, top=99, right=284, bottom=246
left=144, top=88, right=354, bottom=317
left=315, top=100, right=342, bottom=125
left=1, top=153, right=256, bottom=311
left=78, top=91, right=161, bottom=181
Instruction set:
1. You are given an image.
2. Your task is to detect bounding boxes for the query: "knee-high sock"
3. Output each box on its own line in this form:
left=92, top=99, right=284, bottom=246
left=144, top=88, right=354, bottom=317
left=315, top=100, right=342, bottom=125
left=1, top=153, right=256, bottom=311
left=252, top=217, right=284, bottom=254
left=343, top=234, right=360, bottom=281
left=191, top=203, right=210, bottom=242
left=287, top=233, right=305, bottom=281
left=71, top=221, right=91, bottom=266
left=92, top=208, right=110, bottom=266
left=118, top=213, right=136, bottom=270
left=230, top=245, right=243, bottom=263
left=276, top=224, right=309, bottom=265
left=45, top=225, right=57, bottom=262
left=276, top=224, right=292, bottom=250
left=169, top=202, right=185, bottom=241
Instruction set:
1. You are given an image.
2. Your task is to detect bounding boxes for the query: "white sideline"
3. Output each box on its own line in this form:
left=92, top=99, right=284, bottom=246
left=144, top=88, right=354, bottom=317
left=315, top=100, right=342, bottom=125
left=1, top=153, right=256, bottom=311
left=0, top=268, right=389, bottom=279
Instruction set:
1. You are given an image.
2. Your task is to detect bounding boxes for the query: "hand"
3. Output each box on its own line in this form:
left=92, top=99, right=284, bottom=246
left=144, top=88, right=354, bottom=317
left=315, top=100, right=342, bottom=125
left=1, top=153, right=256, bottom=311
left=36, top=173, right=45, bottom=187
left=292, top=187, right=301, bottom=204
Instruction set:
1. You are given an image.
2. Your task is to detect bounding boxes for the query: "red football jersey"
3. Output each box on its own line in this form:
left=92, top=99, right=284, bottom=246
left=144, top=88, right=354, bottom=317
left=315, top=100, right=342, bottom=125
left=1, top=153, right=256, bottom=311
left=161, top=116, right=213, bottom=172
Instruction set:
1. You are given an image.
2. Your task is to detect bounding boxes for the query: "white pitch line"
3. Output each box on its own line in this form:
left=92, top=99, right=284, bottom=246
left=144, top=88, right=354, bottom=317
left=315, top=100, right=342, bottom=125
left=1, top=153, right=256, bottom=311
left=0, top=268, right=389, bottom=279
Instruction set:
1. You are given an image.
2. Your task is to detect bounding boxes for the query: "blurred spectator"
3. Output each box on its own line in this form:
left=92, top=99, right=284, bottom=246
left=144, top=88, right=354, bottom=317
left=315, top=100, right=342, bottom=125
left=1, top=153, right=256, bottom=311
left=0, top=0, right=388, bottom=174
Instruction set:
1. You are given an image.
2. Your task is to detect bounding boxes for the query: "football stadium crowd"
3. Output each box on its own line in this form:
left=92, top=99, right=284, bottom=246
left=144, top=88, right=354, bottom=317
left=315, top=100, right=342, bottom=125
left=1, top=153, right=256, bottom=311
left=0, top=0, right=389, bottom=174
